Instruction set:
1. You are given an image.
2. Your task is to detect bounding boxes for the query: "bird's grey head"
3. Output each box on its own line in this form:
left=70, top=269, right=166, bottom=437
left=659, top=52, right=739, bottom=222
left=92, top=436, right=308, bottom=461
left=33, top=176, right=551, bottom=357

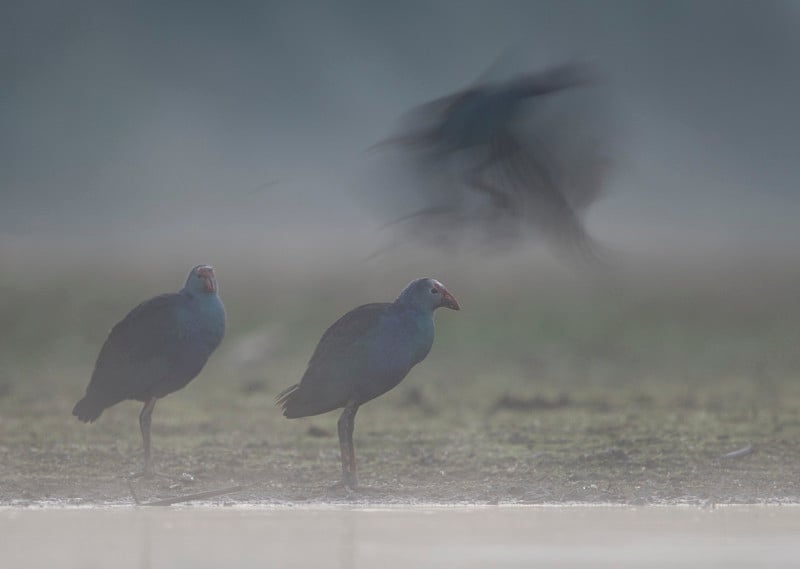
left=184, top=265, right=218, bottom=295
left=397, top=278, right=460, bottom=312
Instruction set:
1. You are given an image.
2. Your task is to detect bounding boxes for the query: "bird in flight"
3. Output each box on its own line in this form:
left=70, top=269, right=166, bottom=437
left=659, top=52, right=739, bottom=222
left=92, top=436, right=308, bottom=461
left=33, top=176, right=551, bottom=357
left=371, top=61, right=611, bottom=260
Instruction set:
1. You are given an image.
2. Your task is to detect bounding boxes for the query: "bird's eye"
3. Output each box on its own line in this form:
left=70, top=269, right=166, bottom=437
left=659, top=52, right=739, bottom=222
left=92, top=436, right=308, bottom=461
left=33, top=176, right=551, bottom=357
left=431, top=287, right=439, bottom=294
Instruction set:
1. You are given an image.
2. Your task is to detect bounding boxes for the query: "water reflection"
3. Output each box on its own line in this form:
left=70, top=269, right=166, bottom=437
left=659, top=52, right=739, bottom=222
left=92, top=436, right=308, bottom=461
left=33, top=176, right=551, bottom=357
left=337, top=510, right=357, bottom=569
left=3, top=506, right=797, bottom=569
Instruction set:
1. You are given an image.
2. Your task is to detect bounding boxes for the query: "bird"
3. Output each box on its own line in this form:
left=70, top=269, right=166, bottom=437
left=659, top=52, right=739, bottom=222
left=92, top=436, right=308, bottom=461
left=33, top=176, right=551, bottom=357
left=276, top=278, right=460, bottom=489
left=72, top=265, right=226, bottom=478
left=371, top=61, right=610, bottom=259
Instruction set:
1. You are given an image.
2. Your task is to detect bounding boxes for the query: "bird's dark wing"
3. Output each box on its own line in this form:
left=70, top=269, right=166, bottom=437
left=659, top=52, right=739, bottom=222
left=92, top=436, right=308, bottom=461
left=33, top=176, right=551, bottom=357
left=278, top=303, right=389, bottom=417
left=405, top=89, right=477, bottom=124
left=306, top=302, right=388, bottom=374
left=371, top=88, right=481, bottom=150
left=86, top=293, right=184, bottom=403
left=379, top=62, right=595, bottom=151
left=506, top=62, right=597, bottom=99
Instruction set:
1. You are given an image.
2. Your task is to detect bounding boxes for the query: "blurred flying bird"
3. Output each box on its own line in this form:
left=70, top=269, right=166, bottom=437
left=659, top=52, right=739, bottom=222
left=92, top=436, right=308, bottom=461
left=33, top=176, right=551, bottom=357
left=371, top=61, right=611, bottom=258
left=73, top=265, right=226, bottom=478
left=276, top=278, right=460, bottom=489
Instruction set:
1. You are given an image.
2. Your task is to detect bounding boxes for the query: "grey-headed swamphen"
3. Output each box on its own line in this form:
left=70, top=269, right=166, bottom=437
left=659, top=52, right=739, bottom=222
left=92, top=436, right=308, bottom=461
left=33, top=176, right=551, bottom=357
left=276, top=278, right=460, bottom=489
left=73, top=265, right=226, bottom=477
left=372, top=61, right=610, bottom=259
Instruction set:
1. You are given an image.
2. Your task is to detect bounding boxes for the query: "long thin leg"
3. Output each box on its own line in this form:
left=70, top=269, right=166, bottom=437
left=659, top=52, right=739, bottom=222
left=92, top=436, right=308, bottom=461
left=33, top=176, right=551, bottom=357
left=139, top=398, right=157, bottom=478
left=337, top=398, right=360, bottom=489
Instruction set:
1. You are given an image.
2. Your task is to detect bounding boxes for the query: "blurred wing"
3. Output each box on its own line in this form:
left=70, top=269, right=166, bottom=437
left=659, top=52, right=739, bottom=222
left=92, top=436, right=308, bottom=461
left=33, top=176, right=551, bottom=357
left=390, top=61, right=597, bottom=146
left=372, top=88, right=481, bottom=150
left=506, top=62, right=599, bottom=98
left=404, top=89, right=476, bottom=124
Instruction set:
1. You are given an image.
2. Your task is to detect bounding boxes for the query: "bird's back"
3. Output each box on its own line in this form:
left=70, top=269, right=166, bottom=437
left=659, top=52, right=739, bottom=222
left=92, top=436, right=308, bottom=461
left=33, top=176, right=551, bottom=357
left=73, top=292, right=223, bottom=422
left=278, top=302, right=434, bottom=418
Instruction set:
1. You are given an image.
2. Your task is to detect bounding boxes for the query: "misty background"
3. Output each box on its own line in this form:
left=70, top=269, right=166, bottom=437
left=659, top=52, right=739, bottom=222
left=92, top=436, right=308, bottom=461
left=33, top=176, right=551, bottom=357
left=2, top=1, right=800, bottom=411
left=2, top=0, right=800, bottom=255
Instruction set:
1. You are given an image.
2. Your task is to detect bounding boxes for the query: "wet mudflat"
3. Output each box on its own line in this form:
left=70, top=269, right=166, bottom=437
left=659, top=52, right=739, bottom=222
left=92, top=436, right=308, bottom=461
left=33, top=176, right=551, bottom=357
left=2, top=505, right=798, bottom=569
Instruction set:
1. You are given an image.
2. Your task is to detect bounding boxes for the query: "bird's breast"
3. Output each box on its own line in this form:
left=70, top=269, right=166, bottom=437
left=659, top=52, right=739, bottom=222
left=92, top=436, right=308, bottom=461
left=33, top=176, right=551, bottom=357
left=369, top=313, right=433, bottom=373
left=178, top=299, right=226, bottom=355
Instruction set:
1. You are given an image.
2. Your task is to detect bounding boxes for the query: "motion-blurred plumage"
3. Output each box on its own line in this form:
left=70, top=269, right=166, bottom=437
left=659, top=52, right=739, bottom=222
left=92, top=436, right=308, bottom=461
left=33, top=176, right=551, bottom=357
left=73, top=265, right=226, bottom=477
left=276, top=278, right=459, bottom=488
left=372, top=61, right=612, bottom=259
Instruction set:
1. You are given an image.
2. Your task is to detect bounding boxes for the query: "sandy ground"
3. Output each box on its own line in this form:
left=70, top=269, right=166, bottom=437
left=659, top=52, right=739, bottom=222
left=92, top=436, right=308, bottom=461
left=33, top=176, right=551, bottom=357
left=2, top=399, right=798, bottom=507
left=3, top=505, right=799, bottom=569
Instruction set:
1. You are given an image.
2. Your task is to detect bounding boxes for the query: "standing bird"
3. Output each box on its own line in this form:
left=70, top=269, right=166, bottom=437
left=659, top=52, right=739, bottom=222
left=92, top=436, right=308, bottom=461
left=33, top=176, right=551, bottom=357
left=372, top=61, right=610, bottom=258
left=73, top=265, right=226, bottom=477
left=276, top=278, right=460, bottom=489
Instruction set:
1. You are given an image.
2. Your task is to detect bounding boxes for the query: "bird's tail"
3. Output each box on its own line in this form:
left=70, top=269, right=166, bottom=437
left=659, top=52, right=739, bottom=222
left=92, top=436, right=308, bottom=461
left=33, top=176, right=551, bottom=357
left=72, top=393, right=105, bottom=423
left=274, top=384, right=300, bottom=417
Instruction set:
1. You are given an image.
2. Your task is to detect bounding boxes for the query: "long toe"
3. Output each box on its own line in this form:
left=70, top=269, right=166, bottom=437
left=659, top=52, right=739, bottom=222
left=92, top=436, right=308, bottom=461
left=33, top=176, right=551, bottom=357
left=342, top=470, right=358, bottom=489
left=326, top=482, right=387, bottom=499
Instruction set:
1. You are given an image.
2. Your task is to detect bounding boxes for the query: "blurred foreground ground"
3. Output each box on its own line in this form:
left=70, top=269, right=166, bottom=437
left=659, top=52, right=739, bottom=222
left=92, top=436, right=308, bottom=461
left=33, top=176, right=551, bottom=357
left=1, top=238, right=799, bottom=505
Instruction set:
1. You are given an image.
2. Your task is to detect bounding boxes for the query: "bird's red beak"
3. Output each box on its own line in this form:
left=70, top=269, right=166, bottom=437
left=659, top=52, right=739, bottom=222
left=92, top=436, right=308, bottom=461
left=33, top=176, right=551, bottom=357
left=197, top=267, right=216, bottom=293
left=440, top=287, right=460, bottom=311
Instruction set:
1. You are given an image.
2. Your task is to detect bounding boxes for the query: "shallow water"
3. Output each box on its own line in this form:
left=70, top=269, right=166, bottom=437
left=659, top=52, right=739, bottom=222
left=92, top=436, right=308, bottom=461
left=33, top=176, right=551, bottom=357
left=2, top=505, right=798, bottom=568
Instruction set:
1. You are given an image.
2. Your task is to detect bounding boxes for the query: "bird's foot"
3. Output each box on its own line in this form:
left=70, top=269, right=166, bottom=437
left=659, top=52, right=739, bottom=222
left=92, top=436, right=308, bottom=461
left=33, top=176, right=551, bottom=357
left=328, top=480, right=358, bottom=492
left=326, top=482, right=386, bottom=499
left=326, top=482, right=358, bottom=499
left=328, top=471, right=359, bottom=493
